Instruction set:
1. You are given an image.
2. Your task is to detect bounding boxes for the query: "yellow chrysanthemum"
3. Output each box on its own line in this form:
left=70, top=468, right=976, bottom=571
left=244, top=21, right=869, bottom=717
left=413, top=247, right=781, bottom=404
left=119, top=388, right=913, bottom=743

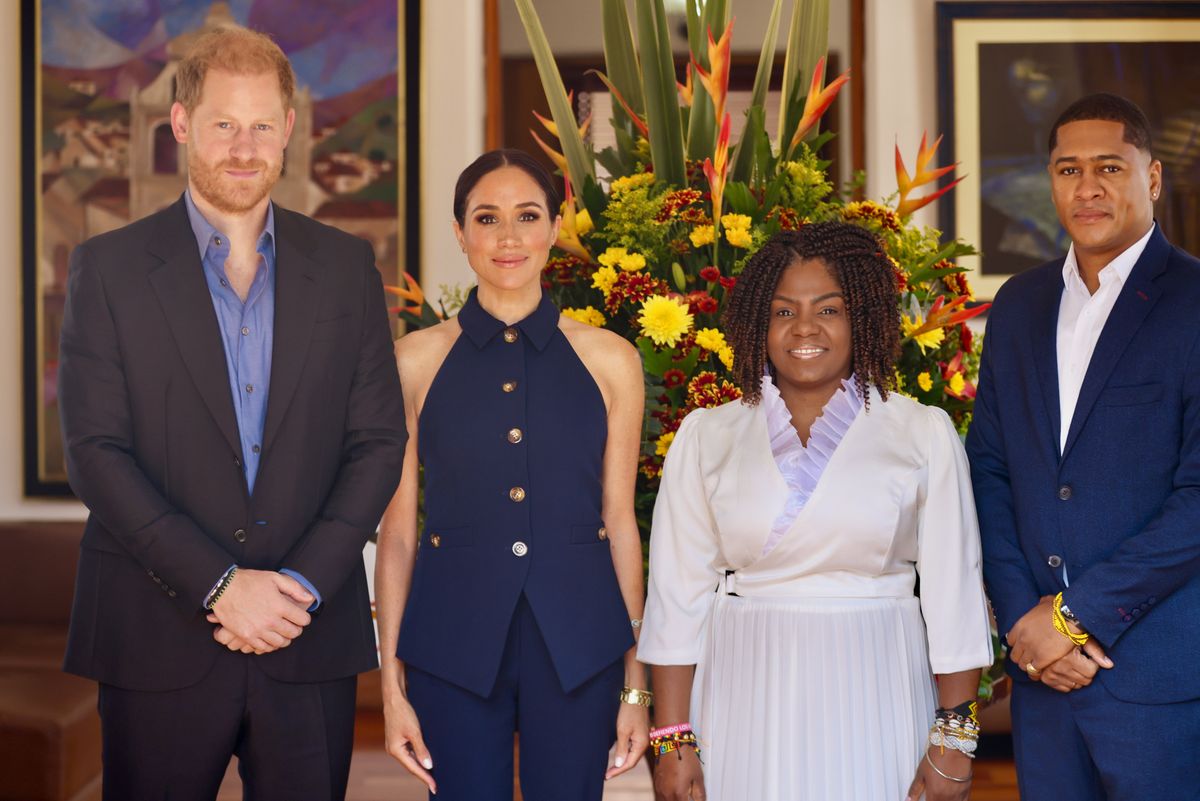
left=726, top=226, right=754, bottom=249
left=718, top=345, right=734, bottom=371
left=720, top=213, right=752, bottom=231
left=575, top=208, right=594, bottom=235
left=947, top=372, right=966, bottom=396
left=695, top=327, right=728, bottom=353
left=618, top=252, right=647, bottom=272
left=561, top=306, right=607, bottom=327
left=690, top=225, right=715, bottom=247
left=610, top=172, right=655, bottom=194
left=638, top=295, right=694, bottom=348
left=592, top=265, right=618, bottom=296
left=655, top=431, right=675, bottom=457
left=598, top=247, right=628, bottom=268
left=902, top=313, right=946, bottom=353
left=917, top=371, right=933, bottom=392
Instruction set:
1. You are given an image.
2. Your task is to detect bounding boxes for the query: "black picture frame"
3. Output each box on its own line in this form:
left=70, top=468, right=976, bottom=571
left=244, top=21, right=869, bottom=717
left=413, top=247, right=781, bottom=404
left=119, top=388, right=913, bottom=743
left=936, top=1, right=1200, bottom=298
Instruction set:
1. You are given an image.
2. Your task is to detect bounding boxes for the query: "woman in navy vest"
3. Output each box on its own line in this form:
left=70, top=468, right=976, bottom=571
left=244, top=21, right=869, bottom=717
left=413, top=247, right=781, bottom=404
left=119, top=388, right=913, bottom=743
left=375, top=149, right=650, bottom=800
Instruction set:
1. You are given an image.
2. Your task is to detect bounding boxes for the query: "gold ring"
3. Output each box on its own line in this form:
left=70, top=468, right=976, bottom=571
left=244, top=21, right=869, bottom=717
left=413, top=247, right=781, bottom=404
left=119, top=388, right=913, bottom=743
left=1026, top=661, right=1039, bottom=674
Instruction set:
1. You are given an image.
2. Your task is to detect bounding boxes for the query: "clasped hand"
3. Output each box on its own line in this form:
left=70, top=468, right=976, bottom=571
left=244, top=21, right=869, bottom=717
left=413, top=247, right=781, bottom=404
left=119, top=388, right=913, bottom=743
left=206, top=568, right=315, bottom=654
left=1006, top=595, right=1113, bottom=692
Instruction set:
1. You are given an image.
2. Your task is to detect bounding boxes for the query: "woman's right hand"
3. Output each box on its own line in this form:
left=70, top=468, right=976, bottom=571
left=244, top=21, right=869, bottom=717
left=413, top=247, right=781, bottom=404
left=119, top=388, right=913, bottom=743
left=653, top=747, right=706, bottom=801
left=384, top=694, right=437, bottom=794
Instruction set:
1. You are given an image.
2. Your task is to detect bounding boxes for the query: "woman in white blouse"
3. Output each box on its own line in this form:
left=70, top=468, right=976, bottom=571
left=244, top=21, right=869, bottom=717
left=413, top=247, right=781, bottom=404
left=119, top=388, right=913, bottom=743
left=640, top=223, right=993, bottom=801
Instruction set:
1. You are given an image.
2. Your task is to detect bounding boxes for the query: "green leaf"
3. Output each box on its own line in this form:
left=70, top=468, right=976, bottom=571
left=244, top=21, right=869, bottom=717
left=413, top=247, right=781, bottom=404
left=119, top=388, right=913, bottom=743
left=778, top=0, right=830, bottom=150
left=729, top=0, right=782, bottom=180
left=514, top=0, right=596, bottom=195
left=684, top=0, right=703, bottom=58
left=700, top=0, right=730, bottom=34
left=602, top=0, right=645, bottom=133
left=724, top=181, right=758, bottom=216
left=730, top=105, right=766, bottom=183
left=686, top=78, right=716, bottom=161
left=581, top=175, right=609, bottom=221
left=637, top=336, right=676, bottom=376
left=636, top=0, right=686, bottom=187
left=595, top=146, right=629, bottom=181
left=747, top=0, right=783, bottom=115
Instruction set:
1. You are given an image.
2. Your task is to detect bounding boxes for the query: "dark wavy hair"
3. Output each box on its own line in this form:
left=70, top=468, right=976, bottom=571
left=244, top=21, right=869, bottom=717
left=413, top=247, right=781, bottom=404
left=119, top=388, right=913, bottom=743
left=723, top=221, right=901, bottom=407
left=452, top=149, right=561, bottom=225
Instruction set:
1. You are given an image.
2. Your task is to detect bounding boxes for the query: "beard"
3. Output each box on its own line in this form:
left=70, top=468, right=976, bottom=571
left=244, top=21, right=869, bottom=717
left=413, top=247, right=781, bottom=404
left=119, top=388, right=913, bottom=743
left=188, top=150, right=282, bottom=215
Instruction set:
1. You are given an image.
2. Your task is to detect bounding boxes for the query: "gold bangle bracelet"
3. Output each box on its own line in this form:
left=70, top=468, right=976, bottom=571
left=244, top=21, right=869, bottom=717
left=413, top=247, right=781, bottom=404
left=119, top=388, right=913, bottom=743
left=925, top=752, right=971, bottom=783
left=620, top=686, right=653, bottom=707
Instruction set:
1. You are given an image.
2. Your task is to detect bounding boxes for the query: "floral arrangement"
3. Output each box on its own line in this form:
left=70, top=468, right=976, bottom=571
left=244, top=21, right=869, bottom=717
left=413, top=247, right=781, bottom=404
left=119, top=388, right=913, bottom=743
left=510, top=0, right=988, bottom=503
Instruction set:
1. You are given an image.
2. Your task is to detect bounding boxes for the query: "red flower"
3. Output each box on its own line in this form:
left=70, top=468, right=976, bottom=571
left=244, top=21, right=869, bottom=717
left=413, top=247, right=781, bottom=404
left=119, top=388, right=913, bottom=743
left=663, top=368, right=686, bottom=388
left=685, top=290, right=719, bottom=315
left=719, top=276, right=737, bottom=290
left=699, top=266, right=721, bottom=283
left=958, top=323, right=973, bottom=353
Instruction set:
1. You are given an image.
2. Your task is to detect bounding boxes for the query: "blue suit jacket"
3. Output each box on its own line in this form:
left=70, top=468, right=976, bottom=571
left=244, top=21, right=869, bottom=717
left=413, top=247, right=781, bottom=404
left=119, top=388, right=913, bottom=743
left=966, top=225, right=1200, bottom=704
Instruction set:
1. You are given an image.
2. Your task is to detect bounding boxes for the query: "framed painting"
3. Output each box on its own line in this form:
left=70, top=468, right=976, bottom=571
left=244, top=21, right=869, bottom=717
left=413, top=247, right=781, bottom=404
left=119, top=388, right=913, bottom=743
left=21, top=0, right=419, bottom=496
left=936, top=1, right=1200, bottom=299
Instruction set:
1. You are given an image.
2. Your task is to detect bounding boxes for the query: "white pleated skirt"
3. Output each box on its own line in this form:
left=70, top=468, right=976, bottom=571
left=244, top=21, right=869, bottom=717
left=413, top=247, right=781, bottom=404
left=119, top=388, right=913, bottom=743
left=690, top=593, right=937, bottom=801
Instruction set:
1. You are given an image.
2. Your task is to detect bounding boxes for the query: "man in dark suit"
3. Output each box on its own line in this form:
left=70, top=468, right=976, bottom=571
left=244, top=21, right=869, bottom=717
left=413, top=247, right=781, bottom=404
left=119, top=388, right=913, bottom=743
left=967, top=93, right=1200, bottom=800
left=57, top=25, right=406, bottom=800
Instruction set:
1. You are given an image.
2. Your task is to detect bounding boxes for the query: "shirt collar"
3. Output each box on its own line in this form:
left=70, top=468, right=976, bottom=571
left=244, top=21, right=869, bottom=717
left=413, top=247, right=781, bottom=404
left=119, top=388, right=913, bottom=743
left=456, top=287, right=560, bottom=351
left=184, top=188, right=276, bottom=260
left=1062, top=222, right=1156, bottom=294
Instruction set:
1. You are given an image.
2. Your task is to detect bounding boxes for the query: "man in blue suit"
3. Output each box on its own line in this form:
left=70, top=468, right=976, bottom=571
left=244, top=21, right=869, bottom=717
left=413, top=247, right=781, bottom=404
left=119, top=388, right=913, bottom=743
left=967, top=93, right=1200, bottom=800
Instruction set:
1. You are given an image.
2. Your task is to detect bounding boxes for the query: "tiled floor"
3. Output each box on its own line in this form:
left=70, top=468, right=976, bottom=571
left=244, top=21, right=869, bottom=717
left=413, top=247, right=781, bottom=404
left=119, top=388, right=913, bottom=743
left=216, top=712, right=1019, bottom=800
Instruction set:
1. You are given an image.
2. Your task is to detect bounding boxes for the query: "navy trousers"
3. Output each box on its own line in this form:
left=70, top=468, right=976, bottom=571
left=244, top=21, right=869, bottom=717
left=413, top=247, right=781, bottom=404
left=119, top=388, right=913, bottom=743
left=98, top=651, right=357, bottom=801
left=406, top=596, right=624, bottom=801
left=1011, top=679, right=1200, bottom=801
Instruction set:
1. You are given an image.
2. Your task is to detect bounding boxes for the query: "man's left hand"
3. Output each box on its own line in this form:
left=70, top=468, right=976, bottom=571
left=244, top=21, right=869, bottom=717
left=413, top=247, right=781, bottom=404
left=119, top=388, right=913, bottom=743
left=1007, top=595, right=1114, bottom=679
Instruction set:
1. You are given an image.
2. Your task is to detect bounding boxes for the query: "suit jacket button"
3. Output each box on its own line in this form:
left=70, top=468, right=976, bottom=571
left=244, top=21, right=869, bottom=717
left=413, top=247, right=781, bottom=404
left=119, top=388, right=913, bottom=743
left=1057, top=485, right=1072, bottom=501
left=509, top=487, right=526, bottom=502
left=503, top=327, right=519, bottom=343
left=1047, top=555, right=1062, bottom=568
left=430, top=534, right=441, bottom=548
left=502, top=380, right=517, bottom=393
left=512, top=541, right=528, bottom=557
left=233, top=528, right=247, bottom=543
left=507, top=428, right=524, bottom=444
left=598, top=527, right=608, bottom=541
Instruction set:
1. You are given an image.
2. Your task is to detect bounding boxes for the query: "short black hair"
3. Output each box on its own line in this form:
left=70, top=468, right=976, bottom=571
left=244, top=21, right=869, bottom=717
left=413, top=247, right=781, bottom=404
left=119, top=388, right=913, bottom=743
left=723, top=222, right=900, bottom=408
left=452, top=148, right=561, bottom=225
left=1048, top=93, right=1153, bottom=156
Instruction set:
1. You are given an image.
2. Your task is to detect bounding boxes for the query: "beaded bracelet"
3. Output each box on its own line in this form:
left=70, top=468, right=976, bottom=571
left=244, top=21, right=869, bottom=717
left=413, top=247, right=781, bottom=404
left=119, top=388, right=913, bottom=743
left=650, top=730, right=700, bottom=761
left=1052, top=592, right=1090, bottom=646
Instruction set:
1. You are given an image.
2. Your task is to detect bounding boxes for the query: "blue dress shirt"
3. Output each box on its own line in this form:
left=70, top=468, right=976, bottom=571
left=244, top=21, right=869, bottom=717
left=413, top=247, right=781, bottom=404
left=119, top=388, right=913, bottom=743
left=185, top=191, right=320, bottom=609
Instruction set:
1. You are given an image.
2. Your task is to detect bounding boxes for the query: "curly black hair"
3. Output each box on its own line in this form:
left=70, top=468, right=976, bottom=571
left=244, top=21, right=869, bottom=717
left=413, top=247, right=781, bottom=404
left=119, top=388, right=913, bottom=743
left=723, top=221, right=900, bottom=407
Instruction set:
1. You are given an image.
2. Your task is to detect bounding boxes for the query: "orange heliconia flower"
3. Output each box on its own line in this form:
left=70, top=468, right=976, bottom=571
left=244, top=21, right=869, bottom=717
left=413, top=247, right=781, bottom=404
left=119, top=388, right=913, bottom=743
left=895, top=132, right=964, bottom=218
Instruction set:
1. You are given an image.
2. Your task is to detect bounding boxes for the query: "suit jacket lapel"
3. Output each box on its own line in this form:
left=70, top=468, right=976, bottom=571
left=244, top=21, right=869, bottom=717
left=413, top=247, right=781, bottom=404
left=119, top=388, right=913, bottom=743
left=262, top=206, right=321, bottom=453
left=1029, top=266, right=1064, bottom=464
left=147, top=198, right=242, bottom=458
left=1061, top=227, right=1169, bottom=461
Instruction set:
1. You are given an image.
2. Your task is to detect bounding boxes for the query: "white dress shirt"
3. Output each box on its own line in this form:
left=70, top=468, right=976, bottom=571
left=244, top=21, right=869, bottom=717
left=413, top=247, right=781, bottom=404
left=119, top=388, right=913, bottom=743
left=1056, top=225, right=1155, bottom=453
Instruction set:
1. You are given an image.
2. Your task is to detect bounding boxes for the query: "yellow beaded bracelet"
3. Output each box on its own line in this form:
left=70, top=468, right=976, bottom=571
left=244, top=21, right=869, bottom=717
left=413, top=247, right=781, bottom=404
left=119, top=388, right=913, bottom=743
left=1052, top=592, right=1089, bottom=646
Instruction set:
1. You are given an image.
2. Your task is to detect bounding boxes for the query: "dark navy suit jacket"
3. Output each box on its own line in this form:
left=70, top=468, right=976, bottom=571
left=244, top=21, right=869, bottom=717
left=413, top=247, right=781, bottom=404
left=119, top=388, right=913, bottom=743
left=967, top=225, right=1200, bottom=704
left=59, top=197, right=407, bottom=691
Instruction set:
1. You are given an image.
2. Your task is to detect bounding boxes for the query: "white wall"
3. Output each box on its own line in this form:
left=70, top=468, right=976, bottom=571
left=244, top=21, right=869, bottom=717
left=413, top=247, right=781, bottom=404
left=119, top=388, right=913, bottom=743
left=420, top=0, right=486, bottom=295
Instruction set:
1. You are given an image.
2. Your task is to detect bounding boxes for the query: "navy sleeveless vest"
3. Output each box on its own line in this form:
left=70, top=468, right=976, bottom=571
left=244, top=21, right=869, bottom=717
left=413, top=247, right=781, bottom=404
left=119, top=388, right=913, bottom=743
left=397, top=289, right=633, bottom=697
